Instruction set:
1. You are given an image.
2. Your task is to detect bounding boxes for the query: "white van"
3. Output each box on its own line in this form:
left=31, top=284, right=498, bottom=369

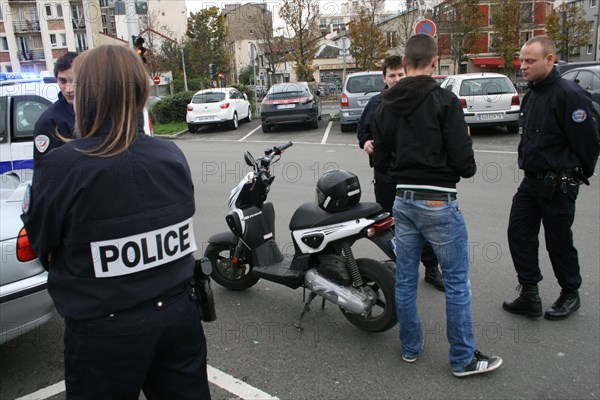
left=1, top=81, right=153, bottom=174
left=0, top=81, right=60, bottom=174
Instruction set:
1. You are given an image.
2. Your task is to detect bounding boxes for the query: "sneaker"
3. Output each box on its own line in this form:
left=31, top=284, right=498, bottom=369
left=453, top=350, right=503, bottom=377
left=402, top=353, right=418, bottom=363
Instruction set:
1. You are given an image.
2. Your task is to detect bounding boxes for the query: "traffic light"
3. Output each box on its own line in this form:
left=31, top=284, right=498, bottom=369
left=209, top=64, right=216, bottom=80
left=134, top=36, right=147, bottom=64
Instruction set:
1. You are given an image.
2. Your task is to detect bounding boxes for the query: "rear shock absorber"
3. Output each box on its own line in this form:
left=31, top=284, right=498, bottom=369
left=341, top=241, right=363, bottom=287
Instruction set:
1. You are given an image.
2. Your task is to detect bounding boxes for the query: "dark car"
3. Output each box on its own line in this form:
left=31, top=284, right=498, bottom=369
left=260, top=82, right=322, bottom=133
left=555, top=61, right=600, bottom=75
left=561, top=65, right=600, bottom=104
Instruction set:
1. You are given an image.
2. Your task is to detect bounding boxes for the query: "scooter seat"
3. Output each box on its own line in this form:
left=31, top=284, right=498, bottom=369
left=289, top=202, right=383, bottom=230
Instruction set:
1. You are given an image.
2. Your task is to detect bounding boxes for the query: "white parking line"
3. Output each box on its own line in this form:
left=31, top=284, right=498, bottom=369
left=238, top=125, right=262, bottom=141
left=321, top=121, right=333, bottom=144
left=15, top=365, right=278, bottom=400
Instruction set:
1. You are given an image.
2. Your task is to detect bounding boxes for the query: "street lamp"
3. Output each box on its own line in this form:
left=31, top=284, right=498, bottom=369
left=249, top=42, right=258, bottom=102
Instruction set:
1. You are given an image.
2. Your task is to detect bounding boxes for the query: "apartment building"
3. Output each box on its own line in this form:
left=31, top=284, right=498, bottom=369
left=559, top=0, right=600, bottom=62
left=1, top=0, right=100, bottom=74
left=434, top=0, right=554, bottom=77
left=0, top=0, right=185, bottom=76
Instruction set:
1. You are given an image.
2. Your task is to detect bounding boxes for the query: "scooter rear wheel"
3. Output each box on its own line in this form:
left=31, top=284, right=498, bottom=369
left=207, top=244, right=259, bottom=290
left=341, top=258, right=397, bottom=332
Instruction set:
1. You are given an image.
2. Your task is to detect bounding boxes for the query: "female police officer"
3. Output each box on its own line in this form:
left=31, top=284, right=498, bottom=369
left=22, top=45, right=210, bottom=399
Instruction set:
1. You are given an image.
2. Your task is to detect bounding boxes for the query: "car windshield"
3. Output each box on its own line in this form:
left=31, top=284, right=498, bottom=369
left=459, top=78, right=514, bottom=96
left=346, top=76, right=385, bottom=94
left=192, top=93, right=225, bottom=104
left=265, top=90, right=307, bottom=100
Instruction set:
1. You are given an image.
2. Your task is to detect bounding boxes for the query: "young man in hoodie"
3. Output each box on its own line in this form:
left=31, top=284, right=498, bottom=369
left=357, top=55, right=444, bottom=292
left=372, top=34, right=502, bottom=377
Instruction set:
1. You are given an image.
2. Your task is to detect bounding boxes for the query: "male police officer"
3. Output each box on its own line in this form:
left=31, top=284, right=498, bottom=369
left=33, top=52, right=77, bottom=163
left=503, top=36, right=600, bottom=321
left=357, top=55, right=444, bottom=291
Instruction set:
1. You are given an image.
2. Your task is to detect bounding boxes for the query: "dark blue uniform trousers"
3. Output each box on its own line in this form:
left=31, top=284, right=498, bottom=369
left=507, top=176, right=581, bottom=291
left=64, top=288, right=210, bottom=400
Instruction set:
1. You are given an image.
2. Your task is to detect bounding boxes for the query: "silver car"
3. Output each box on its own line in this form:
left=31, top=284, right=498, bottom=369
left=440, top=73, right=520, bottom=133
left=339, top=71, right=385, bottom=132
left=0, top=171, right=55, bottom=345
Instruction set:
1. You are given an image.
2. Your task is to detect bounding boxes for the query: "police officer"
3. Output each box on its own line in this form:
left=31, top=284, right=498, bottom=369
left=22, top=45, right=210, bottom=399
left=357, top=55, right=444, bottom=292
left=503, top=36, right=600, bottom=321
left=33, top=51, right=77, bottom=163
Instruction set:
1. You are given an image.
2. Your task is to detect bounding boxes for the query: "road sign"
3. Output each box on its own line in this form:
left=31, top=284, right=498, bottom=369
left=259, top=71, right=265, bottom=81
left=153, top=76, right=160, bottom=85
left=415, top=19, right=437, bottom=37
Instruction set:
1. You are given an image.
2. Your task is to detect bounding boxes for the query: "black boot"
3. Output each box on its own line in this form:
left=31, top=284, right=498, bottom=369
left=502, top=284, right=542, bottom=318
left=544, top=290, right=580, bottom=321
left=424, top=265, right=445, bottom=292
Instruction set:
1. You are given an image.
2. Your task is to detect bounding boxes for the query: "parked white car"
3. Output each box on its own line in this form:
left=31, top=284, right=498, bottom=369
left=1, top=80, right=153, bottom=175
left=186, top=87, right=252, bottom=132
left=0, top=171, right=55, bottom=345
left=440, top=73, right=520, bottom=133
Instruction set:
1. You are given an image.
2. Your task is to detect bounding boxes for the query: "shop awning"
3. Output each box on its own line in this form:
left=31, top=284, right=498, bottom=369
left=471, top=57, right=521, bottom=68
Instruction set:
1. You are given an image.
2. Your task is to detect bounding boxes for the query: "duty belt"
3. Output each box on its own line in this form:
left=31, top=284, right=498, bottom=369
left=396, top=190, right=457, bottom=201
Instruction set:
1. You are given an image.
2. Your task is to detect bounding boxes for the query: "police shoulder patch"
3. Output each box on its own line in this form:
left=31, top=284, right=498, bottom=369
left=572, top=109, right=587, bottom=123
left=35, top=135, right=50, bottom=153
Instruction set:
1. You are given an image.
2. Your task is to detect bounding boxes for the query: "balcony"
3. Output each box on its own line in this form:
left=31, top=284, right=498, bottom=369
left=13, top=19, right=41, bottom=32
left=72, top=18, right=86, bottom=29
left=17, top=49, right=45, bottom=61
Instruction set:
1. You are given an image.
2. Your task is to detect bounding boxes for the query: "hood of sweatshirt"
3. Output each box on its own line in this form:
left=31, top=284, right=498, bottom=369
left=381, top=75, right=439, bottom=117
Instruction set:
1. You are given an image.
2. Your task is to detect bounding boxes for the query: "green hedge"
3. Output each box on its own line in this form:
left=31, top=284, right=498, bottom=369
left=150, top=91, right=194, bottom=124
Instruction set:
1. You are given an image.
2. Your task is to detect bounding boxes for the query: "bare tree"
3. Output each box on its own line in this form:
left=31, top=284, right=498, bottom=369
left=253, top=7, right=288, bottom=86
left=385, top=2, right=423, bottom=54
left=279, top=0, right=321, bottom=81
left=138, top=10, right=178, bottom=79
left=348, top=0, right=388, bottom=70
left=433, top=0, right=483, bottom=73
left=546, top=2, right=591, bottom=62
left=489, top=0, right=522, bottom=77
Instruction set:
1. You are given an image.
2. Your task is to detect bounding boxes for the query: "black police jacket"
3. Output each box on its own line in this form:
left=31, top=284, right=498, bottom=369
left=33, top=92, right=75, bottom=164
left=519, top=68, right=600, bottom=178
left=22, top=132, right=197, bottom=320
left=372, top=75, right=476, bottom=189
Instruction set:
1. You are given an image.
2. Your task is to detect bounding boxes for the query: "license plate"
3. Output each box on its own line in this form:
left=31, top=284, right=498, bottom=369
left=477, top=113, right=503, bottom=121
left=277, top=104, right=295, bottom=109
left=195, top=116, right=214, bottom=122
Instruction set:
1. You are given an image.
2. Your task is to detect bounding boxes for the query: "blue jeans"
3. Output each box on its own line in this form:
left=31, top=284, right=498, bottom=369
left=393, top=194, right=475, bottom=370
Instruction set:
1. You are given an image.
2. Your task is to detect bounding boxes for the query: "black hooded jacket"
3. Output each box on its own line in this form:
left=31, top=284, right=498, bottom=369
left=372, top=75, right=476, bottom=190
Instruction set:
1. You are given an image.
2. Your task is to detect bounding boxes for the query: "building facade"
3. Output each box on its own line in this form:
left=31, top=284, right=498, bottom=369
left=559, top=0, right=600, bottom=62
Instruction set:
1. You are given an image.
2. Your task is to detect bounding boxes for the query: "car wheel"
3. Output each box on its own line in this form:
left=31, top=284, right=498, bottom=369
left=188, top=124, right=197, bottom=133
left=228, top=112, right=239, bottom=130
left=261, top=124, right=271, bottom=133
left=506, top=123, right=519, bottom=134
left=340, top=123, right=354, bottom=132
left=310, top=120, right=319, bottom=129
left=245, top=107, right=252, bottom=122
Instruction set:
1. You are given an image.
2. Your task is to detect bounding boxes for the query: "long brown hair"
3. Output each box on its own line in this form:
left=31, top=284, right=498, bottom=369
left=73, top=45, right=149, bottom=156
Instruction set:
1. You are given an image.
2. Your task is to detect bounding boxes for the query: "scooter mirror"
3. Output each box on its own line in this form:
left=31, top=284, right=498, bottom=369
left=244, top=151, right=255, bottom=166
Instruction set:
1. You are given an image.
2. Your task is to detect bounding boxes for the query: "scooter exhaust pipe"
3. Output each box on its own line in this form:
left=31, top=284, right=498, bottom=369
left=304, top=269, right=372, bottom=315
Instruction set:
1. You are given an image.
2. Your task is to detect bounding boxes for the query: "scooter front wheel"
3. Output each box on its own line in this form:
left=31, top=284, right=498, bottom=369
left=341, top=258, right=397, bottom=332
left=207, top=244, right=259, bottom=290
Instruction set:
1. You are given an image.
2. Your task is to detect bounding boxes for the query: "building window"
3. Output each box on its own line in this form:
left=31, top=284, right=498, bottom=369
left=50, top=34, right=57, bottom=47
left=1, top=36, right=8, bottom=51
left=102, top=14, right=106, bottom=23
left=386, top=31, right=398, bottom=48
left=46, top=4, right=52, bottom=18
left=520, top=2, right=533, bottom=23
left=591, top=0, right=597, bottom=7
left=57, top=4, right=63, bottom=17
left=103, top=28, right=108, bottom=33
left=588, top=44, right=593, bottom=54
left=60, top=33, right=67, bottom=47
left=520, top=31, right=533, bottom=45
